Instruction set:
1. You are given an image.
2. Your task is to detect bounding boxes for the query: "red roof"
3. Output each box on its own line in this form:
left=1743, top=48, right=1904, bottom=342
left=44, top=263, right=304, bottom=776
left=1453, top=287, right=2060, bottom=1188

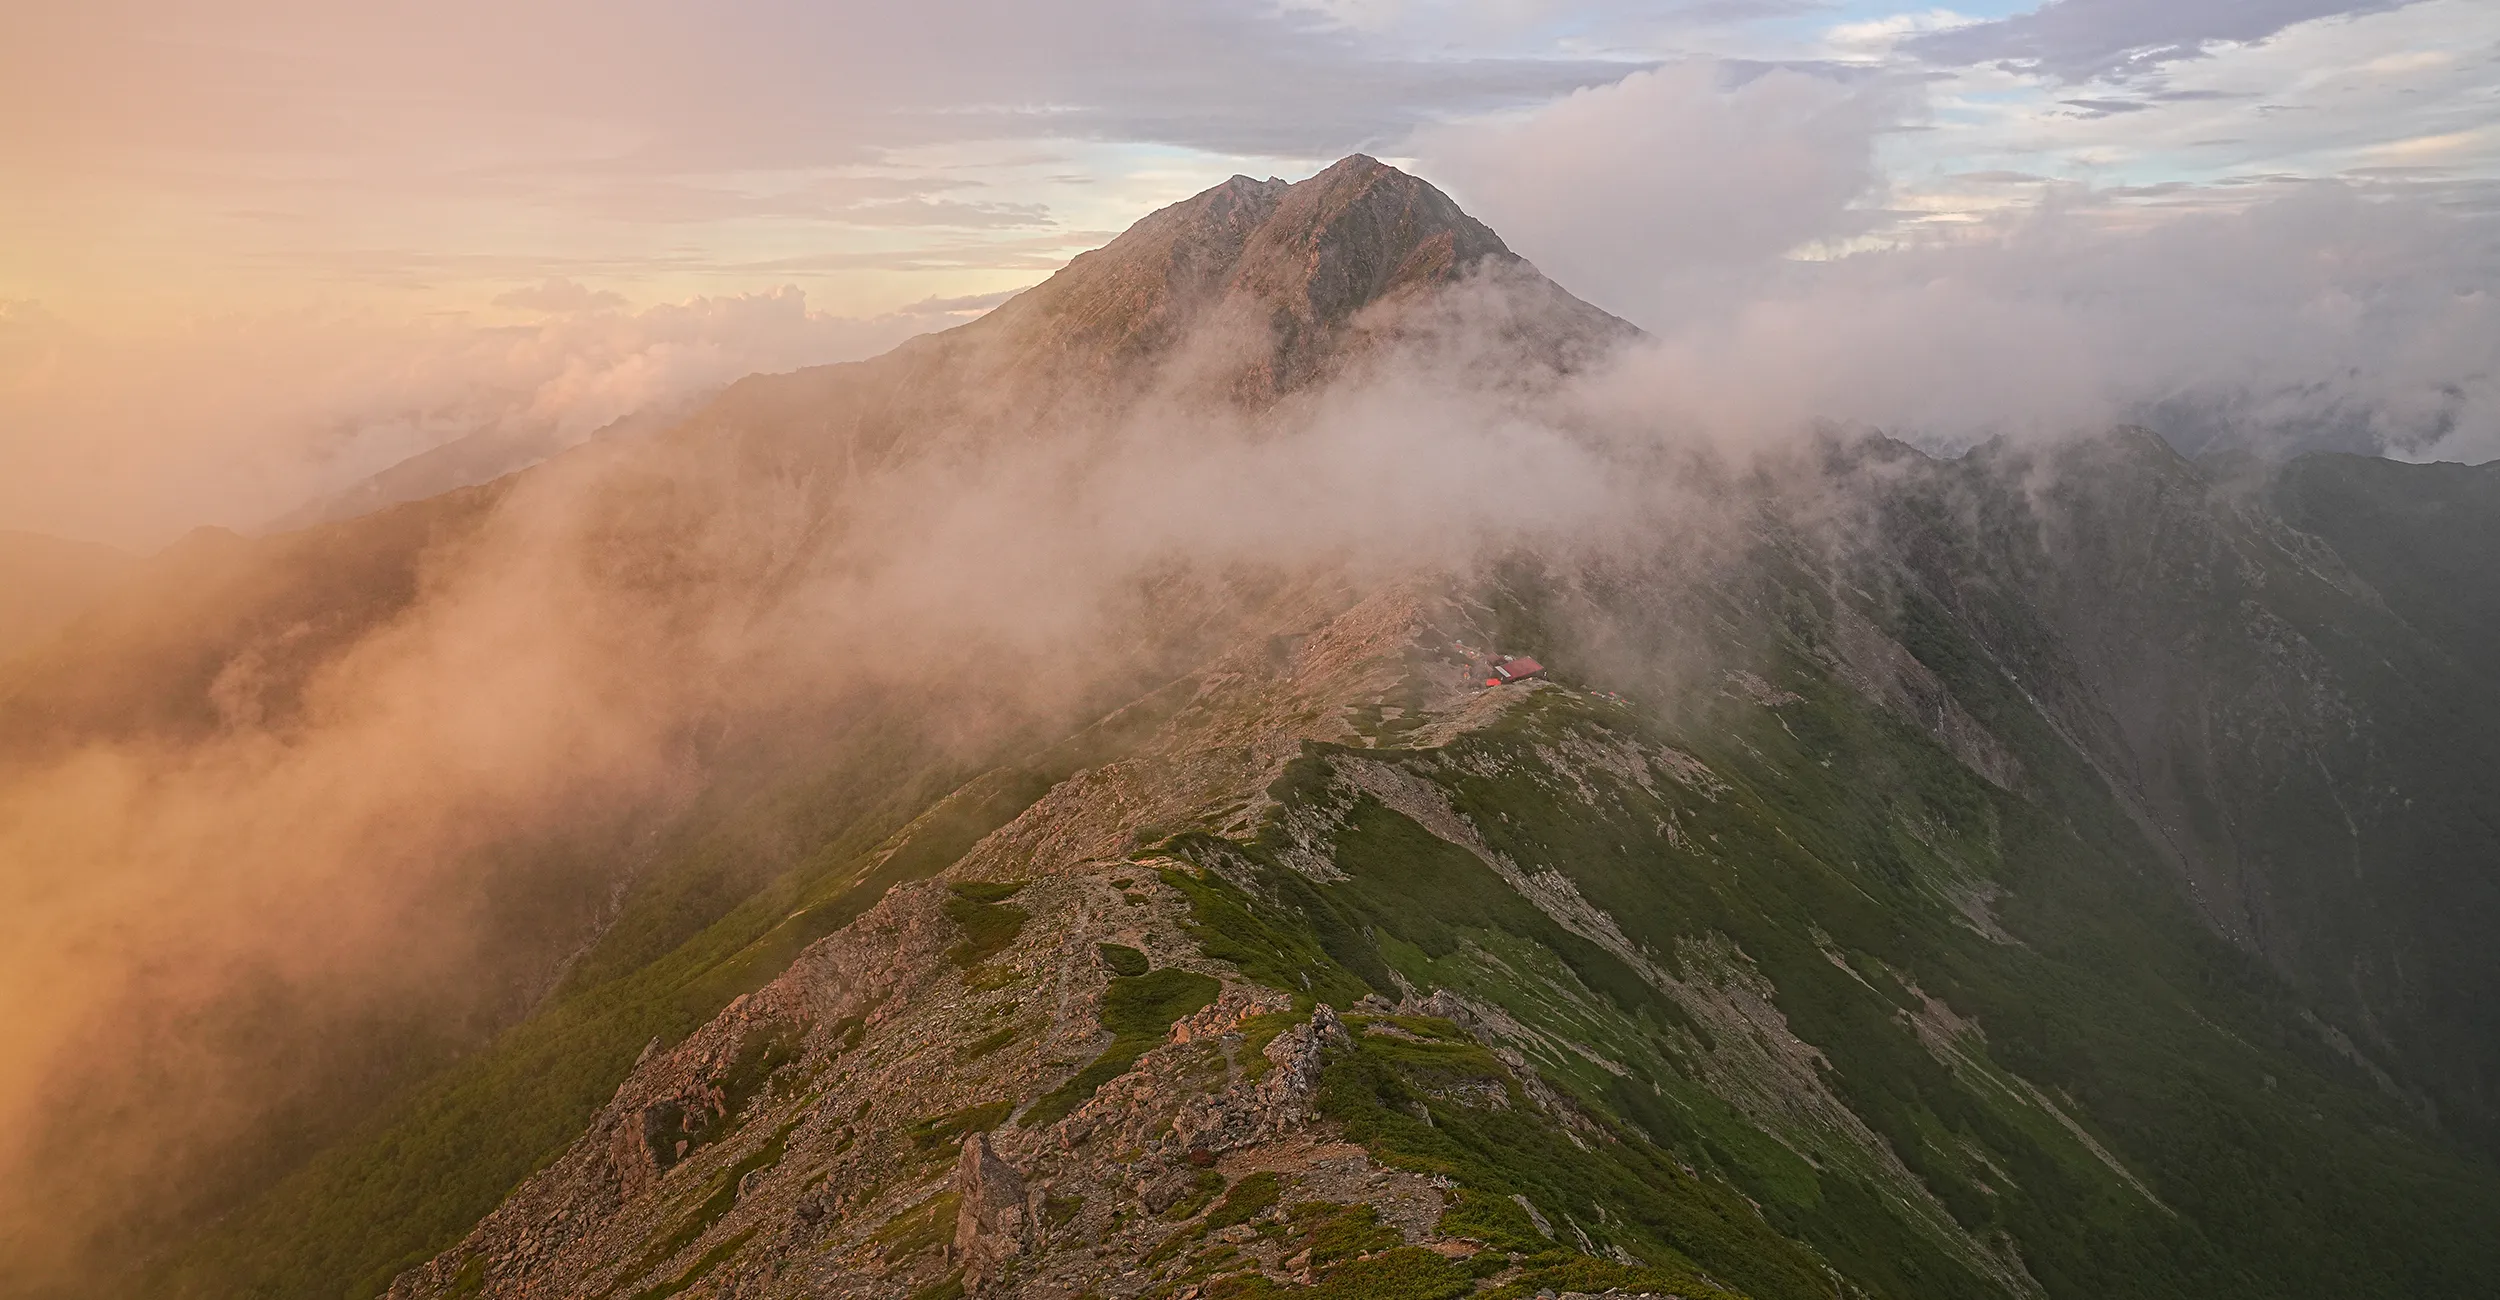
left=1496, top=656, right=1545, bottom=681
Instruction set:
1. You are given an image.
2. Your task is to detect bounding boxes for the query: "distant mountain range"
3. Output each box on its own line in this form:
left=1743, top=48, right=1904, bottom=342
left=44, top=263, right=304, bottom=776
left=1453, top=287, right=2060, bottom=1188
left=5, top=158, right=2497, bottom=1300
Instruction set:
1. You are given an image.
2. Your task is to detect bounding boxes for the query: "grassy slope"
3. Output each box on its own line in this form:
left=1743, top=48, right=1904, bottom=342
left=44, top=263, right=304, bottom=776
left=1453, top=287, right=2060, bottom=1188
left=2274, top=454, right=2500, bottom=672
left=2267, top=454, right=2500, bottom=1154
left=1878, top=442, right=2500, bottom=1166
left=1168, top=652, right=2500, bottom=1298
left=159, top=680, right=1195, bottom=1299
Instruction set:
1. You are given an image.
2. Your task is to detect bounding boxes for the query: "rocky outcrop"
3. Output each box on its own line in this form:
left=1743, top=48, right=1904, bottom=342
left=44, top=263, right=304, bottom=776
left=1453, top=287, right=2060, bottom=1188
left=1263, top=1004, right=1350, bottom=1099
left=953, top=1133, right=1026, bottom=1289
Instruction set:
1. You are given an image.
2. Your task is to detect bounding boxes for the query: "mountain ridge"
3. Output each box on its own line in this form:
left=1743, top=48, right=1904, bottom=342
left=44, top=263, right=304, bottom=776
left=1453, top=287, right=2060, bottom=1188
left=6, top=159, right=2500, bottom=1300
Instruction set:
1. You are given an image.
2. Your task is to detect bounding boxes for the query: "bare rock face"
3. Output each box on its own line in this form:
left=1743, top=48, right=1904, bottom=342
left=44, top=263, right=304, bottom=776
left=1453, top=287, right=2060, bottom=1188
left=953, top=1133, right=1027, bottom=1289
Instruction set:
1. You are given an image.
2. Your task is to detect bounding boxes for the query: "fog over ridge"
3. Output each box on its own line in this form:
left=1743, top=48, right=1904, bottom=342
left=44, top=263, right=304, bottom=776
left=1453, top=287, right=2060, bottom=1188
left=1, top=31, right=2497, bottom=1284
left=0, top=241, right=1734, bottom=1280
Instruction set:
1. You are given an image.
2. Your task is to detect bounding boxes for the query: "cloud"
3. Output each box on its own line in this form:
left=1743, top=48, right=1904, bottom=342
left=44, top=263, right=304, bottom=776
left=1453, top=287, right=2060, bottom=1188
left=1414, top=62, right=1909, bottom=322
left=837, top=198, right=1057, bottom=229
left=492, top=278, right=628, bottom=313
left=0, top=2, right=1663, bottom=325
left=720, top=233, right=1120, bottom=276
left=1412, top=62, right=2499, bottom=458
left=2058, top=97, right=2155, bottom=116
left=904, top=288, right=1034, bottom=314
left=0, top=288, right=995, bottom=547
left=1847, top=0, right=2500, bottom=243
left=1905, top=0, right=2419, bottom=81
left=14, top=0, right=2487, bottom=336
left=1584, top=185, right=2500, bottom=459
left=1, top=3, right=1644, bottom=181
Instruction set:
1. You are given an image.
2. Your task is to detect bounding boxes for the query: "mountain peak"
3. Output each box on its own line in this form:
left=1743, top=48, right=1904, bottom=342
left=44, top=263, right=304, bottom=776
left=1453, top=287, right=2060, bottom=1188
left=683, top=156, right=1628, bottom=474
left=1231, top=153, right=1516, bottom=321
left=962, top=154, right=1621, bottom=403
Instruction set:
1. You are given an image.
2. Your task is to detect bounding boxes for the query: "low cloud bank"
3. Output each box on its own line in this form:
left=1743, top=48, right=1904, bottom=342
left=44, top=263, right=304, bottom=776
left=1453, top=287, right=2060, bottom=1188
left=1421, top=61, right=2500, bottom=462
left=0, top=299, right=1729, bottom=1286
left=0, top=287, right=982, bottom=549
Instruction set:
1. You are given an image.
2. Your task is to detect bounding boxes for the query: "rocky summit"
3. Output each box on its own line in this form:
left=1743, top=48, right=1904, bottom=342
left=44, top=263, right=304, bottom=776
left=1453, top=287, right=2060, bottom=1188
left=12, top=160, right=2500, bottom=1300
left=668, top=155, right=1629, bottom=478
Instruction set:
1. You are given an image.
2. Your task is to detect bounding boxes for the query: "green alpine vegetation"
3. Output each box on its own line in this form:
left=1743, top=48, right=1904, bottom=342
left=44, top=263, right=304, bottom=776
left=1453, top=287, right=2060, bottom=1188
left=1024, top=966, right=1223, bottom=1129
left=1156, top=625, right=2500, bottom=1299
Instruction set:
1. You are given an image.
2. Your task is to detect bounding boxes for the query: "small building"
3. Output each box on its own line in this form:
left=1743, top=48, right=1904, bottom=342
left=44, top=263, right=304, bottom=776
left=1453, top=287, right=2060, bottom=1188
left=1491, top=655, right=1545, bottom=683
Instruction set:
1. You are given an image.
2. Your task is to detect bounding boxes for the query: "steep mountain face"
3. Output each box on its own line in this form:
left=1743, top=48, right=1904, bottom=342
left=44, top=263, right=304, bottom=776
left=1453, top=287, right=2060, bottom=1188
left=1833, top=434, right=2500, bottom=1156
left=2274, top=453, right=2500, bottom=675
left=9, top=160, right=2500, bottom=1300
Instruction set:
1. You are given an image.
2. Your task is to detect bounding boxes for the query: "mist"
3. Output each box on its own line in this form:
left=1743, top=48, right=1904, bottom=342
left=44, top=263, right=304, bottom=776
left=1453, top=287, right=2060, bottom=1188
left=0, top=287, right=991, bottom=549
left=0, top=265, right=1753, bottom=1285
left=1422, top=60, right=2500, bottom=461
left=2, top=33, right=2495, bottom=1295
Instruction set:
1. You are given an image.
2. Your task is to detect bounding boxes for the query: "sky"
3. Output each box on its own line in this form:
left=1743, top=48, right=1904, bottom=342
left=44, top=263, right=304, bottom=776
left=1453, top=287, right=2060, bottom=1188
left=3, top=0, right=2495, bottom=545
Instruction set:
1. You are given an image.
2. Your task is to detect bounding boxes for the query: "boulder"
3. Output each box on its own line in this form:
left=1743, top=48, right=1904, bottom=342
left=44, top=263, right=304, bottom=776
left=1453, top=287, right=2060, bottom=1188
left=952, top=1133, right=1027, bottom=1289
